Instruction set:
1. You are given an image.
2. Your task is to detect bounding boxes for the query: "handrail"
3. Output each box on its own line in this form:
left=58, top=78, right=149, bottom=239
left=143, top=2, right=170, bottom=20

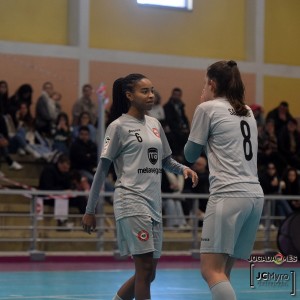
left=0, top=188, right=298, bottom=257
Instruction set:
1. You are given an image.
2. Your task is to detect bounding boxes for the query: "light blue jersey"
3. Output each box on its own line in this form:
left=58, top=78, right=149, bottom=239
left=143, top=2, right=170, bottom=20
left=101, top=114, right=172, bottom=222
left=188, top=98, right=263, bottom=198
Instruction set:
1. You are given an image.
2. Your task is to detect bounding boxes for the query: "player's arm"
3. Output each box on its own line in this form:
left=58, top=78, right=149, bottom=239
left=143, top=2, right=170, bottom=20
left=184, top=140, right=204, bottom=163
left=82, top=157, right=111, bottom=234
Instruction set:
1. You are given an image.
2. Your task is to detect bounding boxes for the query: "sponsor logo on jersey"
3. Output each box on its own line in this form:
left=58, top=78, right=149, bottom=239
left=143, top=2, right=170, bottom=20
left=148, top=147, right=158, bottom=165
left=137, top=230, right=149, bottom=241
left=137, top=167, right=162, bottom=174
left=128, top=129, right=141, bottom=133
left=152, top=128, right=160, bottom=138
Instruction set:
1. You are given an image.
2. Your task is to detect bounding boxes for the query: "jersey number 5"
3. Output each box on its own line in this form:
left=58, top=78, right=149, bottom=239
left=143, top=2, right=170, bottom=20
left=240, top=120, right=253, bottom=161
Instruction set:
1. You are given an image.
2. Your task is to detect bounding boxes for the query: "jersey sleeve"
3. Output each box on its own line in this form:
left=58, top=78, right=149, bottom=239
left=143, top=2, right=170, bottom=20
left=100, top=122, right=122, bottom=160
left=188, top=104, right=210, bottom=145
left=158, top=121, right=172, bottom=159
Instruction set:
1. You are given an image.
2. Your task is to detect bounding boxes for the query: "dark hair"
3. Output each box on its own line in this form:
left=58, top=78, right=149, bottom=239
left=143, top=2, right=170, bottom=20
left=108, top=73, right=147, bottom=125
left=207, top=60, right=248, bottom=117
left=82, top=84, right=92, bottom=91
left=57, top=154, right=70, bottom=165
left=56, top=112, right=69, bottom=127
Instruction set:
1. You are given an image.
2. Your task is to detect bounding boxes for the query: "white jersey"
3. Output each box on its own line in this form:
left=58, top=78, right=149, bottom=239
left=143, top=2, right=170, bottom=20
left=188, top=98, right=263, bottom=197
left=101, top=114, right=172, bottom=222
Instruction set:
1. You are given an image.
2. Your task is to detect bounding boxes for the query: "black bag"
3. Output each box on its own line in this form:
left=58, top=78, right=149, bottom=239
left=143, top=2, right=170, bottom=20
left=277, top=212, right=300, bottom=259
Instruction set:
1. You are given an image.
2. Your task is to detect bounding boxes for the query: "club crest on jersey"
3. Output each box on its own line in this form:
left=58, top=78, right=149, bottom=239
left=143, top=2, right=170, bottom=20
left=148, top=147, right=158, bottom=165
left=102, top=136, right=110, bottom=155
left=137, top=230, right=149, bottom=241
left=152, top=128, right=160, bottom=138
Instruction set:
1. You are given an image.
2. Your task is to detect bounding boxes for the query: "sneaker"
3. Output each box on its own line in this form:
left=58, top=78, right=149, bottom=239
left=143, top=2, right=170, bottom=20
left=9, top=161, right=23, bottom=170
left=258, top=224, right=265, bottom=230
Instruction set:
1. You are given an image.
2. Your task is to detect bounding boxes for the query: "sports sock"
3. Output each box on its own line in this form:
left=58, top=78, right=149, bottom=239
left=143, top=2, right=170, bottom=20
left=210, top=281, right=236, bottom=300
left=112, top=294, right=123, bottom=300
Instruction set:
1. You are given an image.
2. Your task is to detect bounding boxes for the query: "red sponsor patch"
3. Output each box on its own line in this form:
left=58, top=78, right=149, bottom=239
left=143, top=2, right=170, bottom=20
left=152, top=128, right=160, bottom=138
left=137, top=230, right=150, bottom=241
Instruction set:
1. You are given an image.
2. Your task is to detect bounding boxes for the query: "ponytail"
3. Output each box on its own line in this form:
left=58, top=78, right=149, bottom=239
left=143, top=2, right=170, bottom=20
left=207, top=60, right=249, bottom=117
left=107, top=73, right=147, bottom=125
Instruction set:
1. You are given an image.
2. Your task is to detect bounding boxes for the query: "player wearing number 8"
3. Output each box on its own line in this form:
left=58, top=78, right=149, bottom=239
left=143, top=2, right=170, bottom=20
left=184, top=60, right=264, bottom=300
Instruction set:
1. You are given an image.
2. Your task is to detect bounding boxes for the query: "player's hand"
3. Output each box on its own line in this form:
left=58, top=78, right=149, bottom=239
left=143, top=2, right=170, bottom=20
left=82, top=213, right=96, bottom=234
left=183, top=168, right=199, bottom=188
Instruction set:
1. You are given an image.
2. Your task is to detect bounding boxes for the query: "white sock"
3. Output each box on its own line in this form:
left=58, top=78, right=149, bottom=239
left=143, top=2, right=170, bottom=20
left=210, top=281, right=236, bottom=300
left=112, top=294, right=123, bottom=300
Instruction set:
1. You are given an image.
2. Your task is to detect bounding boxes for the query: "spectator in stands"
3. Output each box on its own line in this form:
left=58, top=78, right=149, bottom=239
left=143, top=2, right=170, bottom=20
left=69, top=125, right=98, bottom=183
left=0, top=113, right=23, bottom=170
left=185, top=156, right=210, bottom=223
left=249, top=103, right=265, bottom=128
left=35, top=81, right=57, bottom=137
left=280, top=167, right=300, bottom=213
left=259, top=162, right=293, bottom=228
left=72, top=84, right=97, bottom=126
left=8, top=84, right=33, bottom=126
left=52, top=112, right=71, bottom=155
left=0, top=80, right=9, bottom=115
left=258, top=118, right=286, bottom=176
left=163, top=87, right=190, bottom=157
left=72, top=112, right=97, bottom=143
left=266, top=101, right=293, bottom=138
left=161, top=169, right=189, bottom=229
left=278, top=118, right=300, bottom=170
left=38, top=154, right=87, bottom=228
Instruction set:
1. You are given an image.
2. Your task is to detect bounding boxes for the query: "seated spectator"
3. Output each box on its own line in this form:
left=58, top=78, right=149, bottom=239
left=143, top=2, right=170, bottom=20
left=38, top=154, right=87, bottom=229
left=72, top=84, right=97, bottom=126
left=0, top=113, right=23, bottom=170
left=161, top=169, right=189, bottom=229
left=258, top=118, right=286, bottom=176
left=0, top=80, right=9, bottom=115
left=280, top=167, right=300, bottom=213
left=8, top=84, right=33, bottom=126
left=72, top=112, right=97, bottom=143
left=278, top=118, right=300, bottom=170
left=266, top=101, right=293, bottom=138
left=52, top=112, right=71, bottom=155
left=259, top=163, right=292, bottom=228
left=69, top=125, right=98, bottom=183
left=249, top=103, right=265, bottom=128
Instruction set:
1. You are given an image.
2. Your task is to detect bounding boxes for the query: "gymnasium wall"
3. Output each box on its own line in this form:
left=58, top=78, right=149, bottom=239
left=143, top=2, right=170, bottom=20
left=0, top=0, right=299, bottom=120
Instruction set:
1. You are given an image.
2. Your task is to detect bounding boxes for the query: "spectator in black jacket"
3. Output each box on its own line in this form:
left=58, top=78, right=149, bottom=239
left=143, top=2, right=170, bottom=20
left=69, top=125, right=98, bottom=183
left=163, top=87, right=190, bottom=157
left=38, top=154, right=87, bottom=228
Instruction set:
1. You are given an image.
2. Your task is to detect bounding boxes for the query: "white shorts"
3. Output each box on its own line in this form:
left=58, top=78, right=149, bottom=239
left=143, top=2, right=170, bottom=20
left=116, top=215, right=163, bottom=259
left=200, top=196, right=264, bottom=260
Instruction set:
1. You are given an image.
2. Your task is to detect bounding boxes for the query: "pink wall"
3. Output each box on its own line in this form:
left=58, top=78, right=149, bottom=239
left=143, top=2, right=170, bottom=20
left=0, top=54, right=256, bottom=123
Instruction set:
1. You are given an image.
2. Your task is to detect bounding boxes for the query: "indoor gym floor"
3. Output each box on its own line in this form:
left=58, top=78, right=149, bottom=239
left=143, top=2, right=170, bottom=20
left=0, top=257, right=299, bottom=300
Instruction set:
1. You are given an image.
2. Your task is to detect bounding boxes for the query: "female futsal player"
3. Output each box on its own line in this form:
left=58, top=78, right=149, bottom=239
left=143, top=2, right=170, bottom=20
left=184, top=60, right=264, bottom=300
left=82, top=73, right=198, bottom=300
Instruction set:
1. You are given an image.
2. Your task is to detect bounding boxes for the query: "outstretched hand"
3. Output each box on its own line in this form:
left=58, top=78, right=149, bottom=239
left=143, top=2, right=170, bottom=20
left=82, top=213, right=96, bottom=234
left=183, top=168, right=199, bottom=188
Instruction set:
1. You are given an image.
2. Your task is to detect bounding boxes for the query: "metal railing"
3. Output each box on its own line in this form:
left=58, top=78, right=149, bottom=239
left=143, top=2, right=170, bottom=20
left=0, top=189, right=298, bottom=258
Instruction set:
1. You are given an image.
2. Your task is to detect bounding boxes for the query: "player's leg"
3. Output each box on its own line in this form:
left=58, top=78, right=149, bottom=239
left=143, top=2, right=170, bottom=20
left=200, top=253, right=236, bottom=300
left=134, top=253, right=158, bottom=300
left=113, top=255, right=158, bottom=300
